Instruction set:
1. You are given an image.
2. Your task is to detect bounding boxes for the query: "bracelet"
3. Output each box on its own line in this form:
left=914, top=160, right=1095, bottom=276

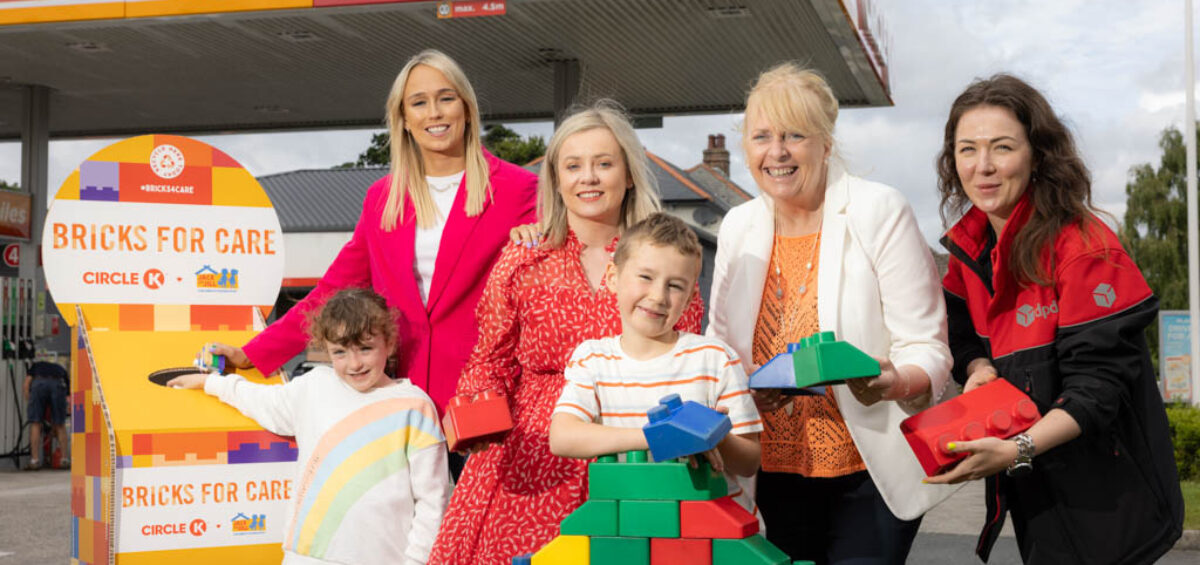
left=1006, top=433, right=1035, bottom=477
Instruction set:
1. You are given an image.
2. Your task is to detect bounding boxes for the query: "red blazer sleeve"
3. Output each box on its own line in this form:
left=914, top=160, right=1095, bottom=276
left=242, top=178, right=384, bottom=375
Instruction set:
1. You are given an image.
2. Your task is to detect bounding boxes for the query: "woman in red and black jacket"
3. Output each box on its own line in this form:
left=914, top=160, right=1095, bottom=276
left=924, top=74, right=1183, bottom=565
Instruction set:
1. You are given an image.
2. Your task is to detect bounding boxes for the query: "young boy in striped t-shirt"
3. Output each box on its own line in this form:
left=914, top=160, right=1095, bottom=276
left=549, top=213, right=762, bottom=514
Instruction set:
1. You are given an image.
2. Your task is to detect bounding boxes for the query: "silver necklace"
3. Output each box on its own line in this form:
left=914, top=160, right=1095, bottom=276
left=427, top=173, right=463, bottom=193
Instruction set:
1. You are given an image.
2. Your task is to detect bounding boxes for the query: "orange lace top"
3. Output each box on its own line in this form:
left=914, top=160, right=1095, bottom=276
left=752, top=233, right=866, bottom=476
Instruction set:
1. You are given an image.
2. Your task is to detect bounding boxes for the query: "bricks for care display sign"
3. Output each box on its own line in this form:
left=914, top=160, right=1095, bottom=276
left=50, top=134, right=296, bottom=565
left=42, top=135, right=284, bottom=308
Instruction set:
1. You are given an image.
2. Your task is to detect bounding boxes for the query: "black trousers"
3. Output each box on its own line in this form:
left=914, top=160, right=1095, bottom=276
left=756, top=470, right=921, bottom=565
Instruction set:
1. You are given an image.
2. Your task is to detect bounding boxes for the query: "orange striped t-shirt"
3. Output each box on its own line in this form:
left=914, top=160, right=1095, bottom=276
left=753, top=233, right=866, bottom=477
left=553, top=332, right=764, bottom=514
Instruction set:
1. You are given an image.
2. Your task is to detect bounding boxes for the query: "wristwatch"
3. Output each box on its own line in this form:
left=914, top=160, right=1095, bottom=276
left=1006, top=433, right=1035, bottom=477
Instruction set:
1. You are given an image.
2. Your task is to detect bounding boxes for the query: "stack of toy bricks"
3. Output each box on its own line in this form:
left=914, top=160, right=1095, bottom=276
left=515, top=450, right=813, bottom=565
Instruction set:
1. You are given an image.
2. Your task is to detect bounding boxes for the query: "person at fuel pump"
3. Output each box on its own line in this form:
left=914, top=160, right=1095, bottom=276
left=23, top=359, right=69, bottom=470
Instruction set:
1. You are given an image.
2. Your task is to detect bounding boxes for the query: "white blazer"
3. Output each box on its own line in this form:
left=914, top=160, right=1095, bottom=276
left=707, top=163, right=961, bottom=520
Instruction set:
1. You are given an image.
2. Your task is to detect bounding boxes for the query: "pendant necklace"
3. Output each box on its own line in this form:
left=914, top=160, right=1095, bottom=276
left=772, top=213, right=823, bottom=299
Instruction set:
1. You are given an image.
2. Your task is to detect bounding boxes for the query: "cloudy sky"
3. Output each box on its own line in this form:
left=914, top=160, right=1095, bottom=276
left=0, top=0, right=1191, bottom=244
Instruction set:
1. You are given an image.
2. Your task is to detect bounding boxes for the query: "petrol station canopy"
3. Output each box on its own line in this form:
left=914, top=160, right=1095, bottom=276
left=0, top=0, right=892, bottom=139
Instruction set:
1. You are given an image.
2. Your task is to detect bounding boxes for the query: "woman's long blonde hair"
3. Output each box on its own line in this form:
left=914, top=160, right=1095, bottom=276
left=538, top=100, right=661, bottom=247
left=381, top=49, right=490, bottom=230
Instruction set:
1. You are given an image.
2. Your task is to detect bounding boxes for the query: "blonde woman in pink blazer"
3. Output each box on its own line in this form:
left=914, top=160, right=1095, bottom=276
left=199, top=49, right=536, bottom=417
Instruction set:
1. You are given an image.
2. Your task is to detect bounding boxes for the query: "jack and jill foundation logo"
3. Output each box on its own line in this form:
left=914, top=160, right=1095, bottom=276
left=195, top=265, right=239, bottom=292
left=149, top=144, right=185, bottom=179
left=230, top=512, right=267, bottom=535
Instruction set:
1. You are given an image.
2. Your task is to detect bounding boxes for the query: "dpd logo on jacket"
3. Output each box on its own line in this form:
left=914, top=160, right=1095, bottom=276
left=1016, top=300, right=1058, bottom=327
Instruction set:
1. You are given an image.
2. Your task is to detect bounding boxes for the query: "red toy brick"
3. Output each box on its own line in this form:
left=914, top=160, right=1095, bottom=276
left=441, top=390, right=514, bottom=452
left=900, top=378, right=1042, bottom=476
left=680, top=495, right=758, bottom=539
left=651, top=537, right=711, bottom=564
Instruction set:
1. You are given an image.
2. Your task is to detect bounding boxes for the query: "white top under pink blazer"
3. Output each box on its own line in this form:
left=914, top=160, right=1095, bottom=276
left=706, top=162, right=961, bottom=520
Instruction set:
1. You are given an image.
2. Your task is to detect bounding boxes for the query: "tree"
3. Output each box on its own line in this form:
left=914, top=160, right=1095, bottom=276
left=1122, top=125, right=1191, bottom=368
left=0, top=179, right=18, bottom=191
left=335, top=125, right=545, bottom=169
left=482, top=124, right=546, bottom=166
left=336, top=132, right=390, bottom=168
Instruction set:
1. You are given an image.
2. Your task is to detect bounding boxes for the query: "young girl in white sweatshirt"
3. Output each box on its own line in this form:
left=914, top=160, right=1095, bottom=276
left=171, top=288, right=450, bottom=564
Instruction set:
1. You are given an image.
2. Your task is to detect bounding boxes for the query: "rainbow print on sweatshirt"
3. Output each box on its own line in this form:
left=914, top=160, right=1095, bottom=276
left=284, top=397, right=443, bottom=558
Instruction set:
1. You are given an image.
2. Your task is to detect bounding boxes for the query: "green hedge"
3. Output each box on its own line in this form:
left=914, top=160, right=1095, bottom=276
left=1167, top=402, right=1200, bottom=481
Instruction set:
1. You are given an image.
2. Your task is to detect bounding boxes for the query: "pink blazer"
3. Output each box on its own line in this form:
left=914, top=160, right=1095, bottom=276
left=243, top=150, right=537, bottom=412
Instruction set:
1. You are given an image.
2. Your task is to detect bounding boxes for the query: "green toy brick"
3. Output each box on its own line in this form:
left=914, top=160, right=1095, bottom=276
left=618, top=500, right=680, bottom=538
left=590, top=536, right=650, bottom=565
left=792, top=331, right=880, bottom=387
left=589, top=451, right=727, bottom=501
left=560, top=499, right=618, bottom=536
left=712, top=535, right=790, bottom=565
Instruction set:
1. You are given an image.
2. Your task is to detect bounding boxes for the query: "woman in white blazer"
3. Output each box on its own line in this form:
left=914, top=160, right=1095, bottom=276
left=707, top=63, right=959, bottom=564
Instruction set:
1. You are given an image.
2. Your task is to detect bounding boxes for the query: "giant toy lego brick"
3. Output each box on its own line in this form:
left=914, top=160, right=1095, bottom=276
left=712, top=534, right=791, bottom=565
left=441, top=391, right=513, bottom=452
left=643, top=393, right=731, bottom=462
left=618, top=499, right=679, bottom=538
left=590, top=536, right=649, bottom=565
left=560, top=499, right=618, bottom=536
left=531, top=534, right=589, bottom=565
left=588, top=451, right=727, bottom=501
left=749, top=331, right=879, bottom=393
left=650, top=537, right=711, bottom=564
left=680, top=496, right=758, bottom=539
left=900, top=378, right=1042, bottom=476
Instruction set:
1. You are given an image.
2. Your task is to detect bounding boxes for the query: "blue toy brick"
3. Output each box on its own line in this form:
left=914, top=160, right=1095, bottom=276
left=643, top=393, right=732, bottom=462
left=748, top=351, right=807, bottom=389
left=511, top=553, right=533, bottom=565
left=749, top=331, right=879, bottom=393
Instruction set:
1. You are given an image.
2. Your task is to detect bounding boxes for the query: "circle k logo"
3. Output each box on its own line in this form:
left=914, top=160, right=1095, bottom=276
left=189, top=518, right=206, bottom=537
left=143, top=268, right=165, bottom=290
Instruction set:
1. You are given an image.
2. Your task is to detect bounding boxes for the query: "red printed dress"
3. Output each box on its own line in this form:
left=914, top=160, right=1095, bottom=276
left=429, top=231, right=704, bottom=565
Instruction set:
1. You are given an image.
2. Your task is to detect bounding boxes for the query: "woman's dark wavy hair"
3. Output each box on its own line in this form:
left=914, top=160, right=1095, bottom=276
left=936, top=74, right=1097, bottom=286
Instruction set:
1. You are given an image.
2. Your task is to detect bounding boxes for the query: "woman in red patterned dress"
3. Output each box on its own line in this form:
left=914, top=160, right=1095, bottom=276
left=428, top=101, right=704, bottom=564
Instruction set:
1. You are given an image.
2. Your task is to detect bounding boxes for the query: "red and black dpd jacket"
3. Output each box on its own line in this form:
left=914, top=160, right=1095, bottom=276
left=942, top=195, right=1183, bottom=565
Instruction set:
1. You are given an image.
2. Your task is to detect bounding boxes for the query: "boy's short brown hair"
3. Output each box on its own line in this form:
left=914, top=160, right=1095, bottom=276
left=306, top=288, right=398, bottom=348
left=613, top=212, right=703, bottom=270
